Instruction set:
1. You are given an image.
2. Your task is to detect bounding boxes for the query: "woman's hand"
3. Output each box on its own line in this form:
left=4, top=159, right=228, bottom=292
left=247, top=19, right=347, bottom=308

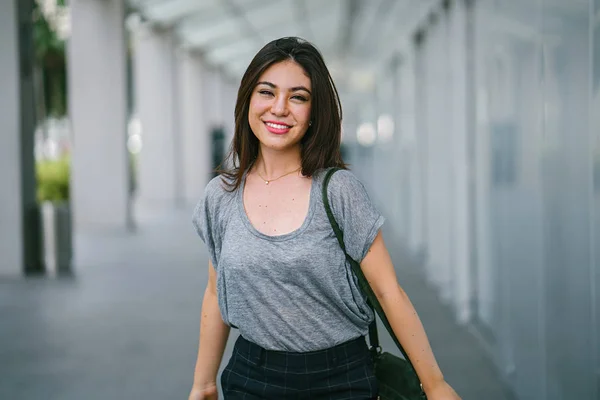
left=188, top=382, right=218, bottom=400
left=189, top=262, right=230, bottom=400
left=424, top=380, right=461, bottom=400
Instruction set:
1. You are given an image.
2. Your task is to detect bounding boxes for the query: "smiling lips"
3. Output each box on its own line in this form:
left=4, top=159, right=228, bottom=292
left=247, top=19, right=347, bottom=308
left=264, top=121, right=292, bottom=135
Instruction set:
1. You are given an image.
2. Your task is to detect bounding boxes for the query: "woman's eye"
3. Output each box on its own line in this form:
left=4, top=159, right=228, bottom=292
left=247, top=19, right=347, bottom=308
left=292, top=95, right=308, bottom=102
left=259, top=90, right=274, bottom=96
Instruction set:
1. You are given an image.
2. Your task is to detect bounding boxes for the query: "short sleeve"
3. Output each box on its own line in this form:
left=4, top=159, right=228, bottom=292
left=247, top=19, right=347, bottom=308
left=327, top=170, right=385, bottom=262
left=191, top=177, right=225, bottom=269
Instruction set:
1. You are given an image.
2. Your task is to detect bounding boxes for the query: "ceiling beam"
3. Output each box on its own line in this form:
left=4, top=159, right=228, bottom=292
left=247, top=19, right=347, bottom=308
left=139, top=0, right=219, bottom=26
left=378, top=0, right=413, bottom=43
left=179, top=2, right=297, bottom=51
left=166, top=0, right=280, bottom=33
left=294, top=0, right=314, bottom=42
left=182, top=20, right=243, bottom=46
left=222, top=0, right=266, bottom=47
left=368, top=0, right=441, bottom=76
left=357, top=0, right=399, bottom=51
left=347, top=0, right=385, bottom=55
left=204, top=37, right=258, bottom=64
left=338, top=0, right=360, bottom=58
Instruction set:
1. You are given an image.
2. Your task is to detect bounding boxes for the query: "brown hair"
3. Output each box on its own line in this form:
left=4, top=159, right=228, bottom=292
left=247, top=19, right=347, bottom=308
left=217, top=37, right=346, bottom=191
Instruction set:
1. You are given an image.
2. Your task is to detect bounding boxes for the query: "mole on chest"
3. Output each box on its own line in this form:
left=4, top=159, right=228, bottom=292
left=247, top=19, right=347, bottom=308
left=244, top=186, right=311, bottom=236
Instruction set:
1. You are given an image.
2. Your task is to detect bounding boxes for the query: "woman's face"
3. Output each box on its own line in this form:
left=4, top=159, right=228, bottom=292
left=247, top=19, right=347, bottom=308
left=248, top=60, right=312, bottom=152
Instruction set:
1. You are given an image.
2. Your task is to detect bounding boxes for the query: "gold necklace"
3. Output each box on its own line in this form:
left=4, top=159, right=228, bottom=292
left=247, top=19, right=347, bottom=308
left=256, top=166, right=301, bottom=185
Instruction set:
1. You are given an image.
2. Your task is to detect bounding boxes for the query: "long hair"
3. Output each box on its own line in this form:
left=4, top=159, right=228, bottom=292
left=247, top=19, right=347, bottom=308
left=217, top=37, right=346, bottom=191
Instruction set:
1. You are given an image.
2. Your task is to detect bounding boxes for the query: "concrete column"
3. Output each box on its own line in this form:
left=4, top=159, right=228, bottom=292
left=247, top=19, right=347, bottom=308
left=68, top=0, right=131, bottom=231
left=0, top=0, right=23, bottom=276
left=473, top=0, right=494, bottom=328
left=221, top=79, right=237, bottom=145
left=213, top=77, right=237, bottom=173
left=423, top=23, right=441, bottom=286
left=204, top=69, right=232, bottom=175
left=133, top=25, right=182, bottom=206
left=207, top=69, right=224, bottom=129
left=424, top=12, right=454, bottom=301
left=373, top=68, right=397, bottom=224
left=448, top=0, right=472, bottom=323
left=412, top=40, right=429, bottom=260
left=356, top=93, right=378, bottom=195
left=441, top=9, right=455, bottom=304
left=178, top=51, right=211, bottom=205
left=0, top=0, right=41, bottom=276
left=398, top=52, right=421, bottom=251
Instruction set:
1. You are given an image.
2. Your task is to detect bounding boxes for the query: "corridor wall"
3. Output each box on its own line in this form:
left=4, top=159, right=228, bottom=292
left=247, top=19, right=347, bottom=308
left=361, top=0, right=599, bottom=398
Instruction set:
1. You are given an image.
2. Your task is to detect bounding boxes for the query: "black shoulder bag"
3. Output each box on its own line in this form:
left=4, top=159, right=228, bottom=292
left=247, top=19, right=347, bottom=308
left=322, top=168, right=427, bottom=400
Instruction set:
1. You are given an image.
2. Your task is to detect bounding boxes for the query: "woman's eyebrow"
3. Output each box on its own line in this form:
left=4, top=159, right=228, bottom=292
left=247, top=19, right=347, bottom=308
left=290, top=86, right=311, bottom=95
left=257, top=81, right=311, bottom=95
left=257, top=81, right=276, bottom=88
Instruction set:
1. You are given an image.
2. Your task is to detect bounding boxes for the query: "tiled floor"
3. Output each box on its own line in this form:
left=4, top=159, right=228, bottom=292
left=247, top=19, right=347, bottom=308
left=0, top=205, right=515, bottom=399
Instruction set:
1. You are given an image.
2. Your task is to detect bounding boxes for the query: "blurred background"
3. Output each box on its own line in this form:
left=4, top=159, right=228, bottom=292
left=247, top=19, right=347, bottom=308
left=1, top=0, right=598, bottom=399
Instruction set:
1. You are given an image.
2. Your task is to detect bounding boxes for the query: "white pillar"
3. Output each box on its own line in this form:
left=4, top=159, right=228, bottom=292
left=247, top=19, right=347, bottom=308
left=179, top=51, right=211, bottom=204
left=221, top=78, right=237, bottom=145
left=0, top=0, right=40, bottom=276
left=398, top=51, right=420, bottom=251
left=424, top=12, right=454, bottom=301
left=424, top=23, right=441, bottom=286
left=0, top=0, right=22, bottom=275
left=204, top=68, right=231, bottom=175
left=473, top=0, right=494, bottom=328
left=412, top=40, right=429, bottom=259
left=207, top=69, right=225, bottom=129
left=69, top=0, right=131, bottom=231
left=133, top=25, right=182, bottom=206
left=373, top=68, right=397, bottom=224
left=449, top=0, right=472, bottom=323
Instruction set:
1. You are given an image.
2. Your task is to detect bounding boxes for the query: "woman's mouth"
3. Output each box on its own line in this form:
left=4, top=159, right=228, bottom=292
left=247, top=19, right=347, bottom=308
left=264, top=121, right=292, bottom=135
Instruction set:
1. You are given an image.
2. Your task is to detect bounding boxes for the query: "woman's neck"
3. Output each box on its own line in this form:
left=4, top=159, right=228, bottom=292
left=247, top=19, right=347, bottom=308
left=254, top=145, right=302, bottom=179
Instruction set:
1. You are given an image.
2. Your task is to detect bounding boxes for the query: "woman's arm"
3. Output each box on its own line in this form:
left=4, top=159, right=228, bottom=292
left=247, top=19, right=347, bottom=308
left=189, top=260, right=230, bottom=400
left=360, top=231, right=461, bottom=400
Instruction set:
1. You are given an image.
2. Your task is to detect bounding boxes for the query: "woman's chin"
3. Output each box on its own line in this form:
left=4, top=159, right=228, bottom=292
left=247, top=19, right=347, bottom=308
left=262, top=143, right=296, bottom=152
left=258, top=136, right=302, bottom=152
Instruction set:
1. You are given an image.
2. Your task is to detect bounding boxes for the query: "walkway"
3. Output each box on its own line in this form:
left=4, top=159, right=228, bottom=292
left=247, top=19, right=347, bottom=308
left=0, top=205, right=514, bottom=400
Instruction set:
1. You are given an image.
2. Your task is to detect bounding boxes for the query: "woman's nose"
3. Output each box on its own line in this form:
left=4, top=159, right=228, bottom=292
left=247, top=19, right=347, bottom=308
left=270, top=95, right=288, bottom=116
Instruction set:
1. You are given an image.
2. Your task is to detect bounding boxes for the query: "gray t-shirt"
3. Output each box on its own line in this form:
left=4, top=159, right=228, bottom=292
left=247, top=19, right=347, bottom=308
left=192, top=168, right=384, bottom=352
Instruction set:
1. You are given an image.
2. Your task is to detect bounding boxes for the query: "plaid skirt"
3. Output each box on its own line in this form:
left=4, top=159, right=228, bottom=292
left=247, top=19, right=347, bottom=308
left=221, top=335, right=379, bottom=399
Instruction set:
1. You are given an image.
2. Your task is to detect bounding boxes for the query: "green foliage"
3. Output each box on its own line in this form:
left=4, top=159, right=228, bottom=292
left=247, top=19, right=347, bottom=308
left=32, top=0, right=67, bottom=117
left=32, top=5, right=64, bottom=62
left=36, top=156, right=70, bottom=203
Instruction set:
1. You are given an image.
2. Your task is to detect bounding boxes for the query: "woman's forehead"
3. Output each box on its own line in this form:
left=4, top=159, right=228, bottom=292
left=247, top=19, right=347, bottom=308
left=258, top=61, right=311, bottom=89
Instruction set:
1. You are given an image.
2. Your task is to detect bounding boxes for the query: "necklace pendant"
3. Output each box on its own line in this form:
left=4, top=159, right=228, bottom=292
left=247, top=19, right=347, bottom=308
left=265, top=180, right=269, bottom=185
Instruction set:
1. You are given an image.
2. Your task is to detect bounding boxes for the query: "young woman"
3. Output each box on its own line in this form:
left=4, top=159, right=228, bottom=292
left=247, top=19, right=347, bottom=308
left=189, top=37, right=461, bottom=400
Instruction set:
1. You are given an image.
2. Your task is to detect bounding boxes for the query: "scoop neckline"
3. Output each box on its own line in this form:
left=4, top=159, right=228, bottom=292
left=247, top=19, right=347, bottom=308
left=236, top=170, right=318, bottom=242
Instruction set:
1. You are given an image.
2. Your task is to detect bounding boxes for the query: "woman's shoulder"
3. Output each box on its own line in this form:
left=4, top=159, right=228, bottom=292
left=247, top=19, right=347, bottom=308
left=321, top=168, right=365, bottom=194
left=204, top=174, right=237, bottom=200
left=192, top=174, right=237, bottom=233
left=320, top=167, right=376, bottom=215
left=192, top=174, right=237, bottom=245
left=196, top=174, right=238, bottom=218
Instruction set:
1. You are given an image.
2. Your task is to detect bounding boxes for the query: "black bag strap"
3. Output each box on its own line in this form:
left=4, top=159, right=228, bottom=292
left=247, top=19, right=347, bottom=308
left=322, top=167, right=417, bottom=375
left=367, top=307, right=380, bottom=351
